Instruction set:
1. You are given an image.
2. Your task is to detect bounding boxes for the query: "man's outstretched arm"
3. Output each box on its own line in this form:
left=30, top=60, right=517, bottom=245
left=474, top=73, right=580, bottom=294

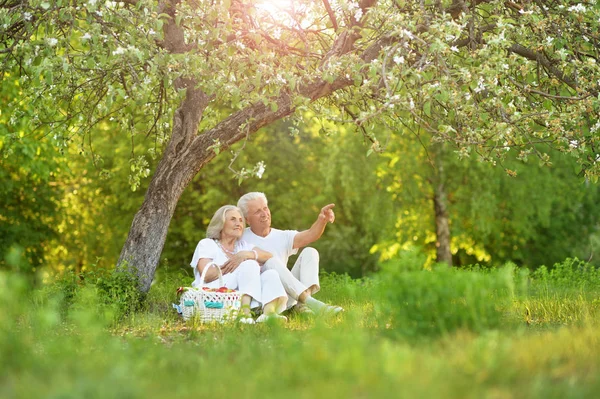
left=293, top=204, right=335, bottom=249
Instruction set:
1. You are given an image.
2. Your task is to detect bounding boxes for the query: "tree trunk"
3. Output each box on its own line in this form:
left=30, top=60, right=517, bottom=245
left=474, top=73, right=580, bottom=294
left=117, top=80, right=212, bottom=291
left=433, top=180, right=452, bottom=266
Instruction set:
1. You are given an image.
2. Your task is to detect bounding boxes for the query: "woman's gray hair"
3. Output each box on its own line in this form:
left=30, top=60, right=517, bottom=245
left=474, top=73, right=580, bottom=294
left=206, top=205, right=244, bottom=239
left=237, top=192, right=268, bottom=218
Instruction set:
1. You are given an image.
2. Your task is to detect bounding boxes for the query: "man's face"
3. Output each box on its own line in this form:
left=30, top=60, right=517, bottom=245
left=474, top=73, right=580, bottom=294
left=246, top=198, right=271, bottom=231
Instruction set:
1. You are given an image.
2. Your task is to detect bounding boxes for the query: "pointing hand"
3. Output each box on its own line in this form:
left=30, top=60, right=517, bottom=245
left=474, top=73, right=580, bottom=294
left=319, top=203, right=335, bottom=224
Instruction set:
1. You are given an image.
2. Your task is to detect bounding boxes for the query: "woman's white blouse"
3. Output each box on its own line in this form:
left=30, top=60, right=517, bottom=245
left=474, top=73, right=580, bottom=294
left=189, top=238, right=253, bottom=286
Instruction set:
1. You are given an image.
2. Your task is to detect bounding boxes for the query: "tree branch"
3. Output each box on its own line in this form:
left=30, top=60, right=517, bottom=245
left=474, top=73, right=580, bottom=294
left=321, top=0, right=338, bottom=31
left=189, top=34, right=393, bottom=173
left=508, top=43, right=578, bottom=90
left=507, top=76, right=592, bottom=101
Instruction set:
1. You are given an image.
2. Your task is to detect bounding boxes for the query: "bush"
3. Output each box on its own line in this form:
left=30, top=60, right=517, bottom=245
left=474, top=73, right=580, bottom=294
left=94, top=269, right=145, bottom=319
left=377, top=264, right=517, bottom=337
left=532, top=258, right=600, bottom=292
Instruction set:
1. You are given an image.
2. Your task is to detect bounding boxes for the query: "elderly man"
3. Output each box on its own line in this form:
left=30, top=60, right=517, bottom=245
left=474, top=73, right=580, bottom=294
left=237, top=192, right=343, bottom=314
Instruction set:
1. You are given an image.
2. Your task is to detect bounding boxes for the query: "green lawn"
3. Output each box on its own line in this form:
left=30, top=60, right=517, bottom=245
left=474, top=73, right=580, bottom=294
left=2, top=259, right=600, bottom=398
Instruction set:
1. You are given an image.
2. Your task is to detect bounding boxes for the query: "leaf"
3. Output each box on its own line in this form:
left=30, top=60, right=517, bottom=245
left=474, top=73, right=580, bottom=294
left=423, top=101, right=431, bottom=117
left=435, top=90, right=449, bottom=103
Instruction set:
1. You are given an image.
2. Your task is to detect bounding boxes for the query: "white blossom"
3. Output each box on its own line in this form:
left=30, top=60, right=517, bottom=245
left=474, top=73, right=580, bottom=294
left=23, top=12, right=32, bottom=21
left=568, top=4, right=586, bottom=13
left=393, top=55, right=404, bottom=64
left=46, top=37, right=58, bottom=47
left=569, top=140, right=579, bottom=149
left=82, top=33, right=92, bottom=40
left=113, top=47, right=126, bottom=55
left=450, top=46, right=459, bottom=53
left=354, top=9, right=363, bottom=21
left=474, top=76, right=486, bottom=93
left=255, top=161, right=266, bottom=179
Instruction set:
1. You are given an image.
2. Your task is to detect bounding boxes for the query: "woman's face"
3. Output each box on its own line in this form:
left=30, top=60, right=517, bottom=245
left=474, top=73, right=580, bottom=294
left=220, top=209, right=245, bottom=240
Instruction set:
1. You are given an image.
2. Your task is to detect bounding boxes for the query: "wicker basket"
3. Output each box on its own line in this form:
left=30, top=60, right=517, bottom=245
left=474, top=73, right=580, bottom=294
left=175, top=263, right=242, bottom=323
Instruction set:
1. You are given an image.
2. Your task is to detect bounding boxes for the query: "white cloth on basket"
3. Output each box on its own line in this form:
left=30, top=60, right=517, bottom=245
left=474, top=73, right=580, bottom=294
left=242, top=228, right=321, bottom=308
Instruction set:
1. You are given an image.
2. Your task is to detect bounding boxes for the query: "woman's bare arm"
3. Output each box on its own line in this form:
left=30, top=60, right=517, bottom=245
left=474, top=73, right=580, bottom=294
left=196, top=258, right=219, bottom=283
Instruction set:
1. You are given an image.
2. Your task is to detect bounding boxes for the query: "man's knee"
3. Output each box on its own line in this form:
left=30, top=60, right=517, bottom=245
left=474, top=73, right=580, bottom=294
left=264, top=257, right=288, bottom=271
left=300, top=247, right=319, bottom=263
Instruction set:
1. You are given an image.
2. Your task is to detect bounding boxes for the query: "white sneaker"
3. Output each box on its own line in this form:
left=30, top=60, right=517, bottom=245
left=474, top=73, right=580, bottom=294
left=256, top=314, right=288, bottom=323
left=294, top=302, right=314, bottom=315
left=318, top=305, right=344, bottom=315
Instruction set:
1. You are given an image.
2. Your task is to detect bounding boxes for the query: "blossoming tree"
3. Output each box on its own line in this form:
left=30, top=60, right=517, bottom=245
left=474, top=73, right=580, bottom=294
left=1, top=0, right=599, bottom=290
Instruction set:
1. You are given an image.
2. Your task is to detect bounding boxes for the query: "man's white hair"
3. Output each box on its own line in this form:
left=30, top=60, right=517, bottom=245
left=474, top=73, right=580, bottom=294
left=237, top=192, right=268, bottom=218
left=206, top=205, right=244, bottom=239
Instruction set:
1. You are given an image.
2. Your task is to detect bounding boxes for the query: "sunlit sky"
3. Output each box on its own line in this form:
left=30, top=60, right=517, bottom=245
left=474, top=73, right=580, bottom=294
left=255, top=0, right=314, bottom=30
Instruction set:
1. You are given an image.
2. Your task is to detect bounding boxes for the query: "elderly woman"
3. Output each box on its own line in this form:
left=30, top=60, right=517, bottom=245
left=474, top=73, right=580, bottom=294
left=190, top=205, right=288, bottom=323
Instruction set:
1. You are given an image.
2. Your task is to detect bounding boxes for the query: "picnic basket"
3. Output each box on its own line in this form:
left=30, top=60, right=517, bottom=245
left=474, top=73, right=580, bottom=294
left=174, top=263, right=242, bottom=323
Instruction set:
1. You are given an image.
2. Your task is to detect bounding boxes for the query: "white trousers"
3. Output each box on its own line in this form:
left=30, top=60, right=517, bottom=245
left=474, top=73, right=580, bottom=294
left=199, top=260, right=286, bottom=311
left=262, top=247, right=321, bottom=309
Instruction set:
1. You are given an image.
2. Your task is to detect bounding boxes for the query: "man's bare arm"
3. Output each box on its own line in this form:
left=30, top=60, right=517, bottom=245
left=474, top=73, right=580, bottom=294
left=293, top=203, right=335, bottom=249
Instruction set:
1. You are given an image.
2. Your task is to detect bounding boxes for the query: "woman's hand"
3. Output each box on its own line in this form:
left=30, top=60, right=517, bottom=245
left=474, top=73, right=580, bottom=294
left=220, top=252, right=248, bottom=275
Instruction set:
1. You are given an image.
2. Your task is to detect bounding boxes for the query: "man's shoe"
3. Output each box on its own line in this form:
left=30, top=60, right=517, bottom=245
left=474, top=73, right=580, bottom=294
left=294, top=302, right=314, bottom=315
left=256, top=314, right=288, bottom=323
left=318, top=305, right=344, bottom=315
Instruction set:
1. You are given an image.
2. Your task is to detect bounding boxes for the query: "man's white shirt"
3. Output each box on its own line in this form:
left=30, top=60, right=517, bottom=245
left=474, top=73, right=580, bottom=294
left=242, top=227, right=298, bottom=266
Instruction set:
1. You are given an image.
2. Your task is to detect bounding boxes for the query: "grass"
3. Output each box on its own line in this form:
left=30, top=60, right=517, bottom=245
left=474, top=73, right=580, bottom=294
left=2, top=258, right=600, bottom=398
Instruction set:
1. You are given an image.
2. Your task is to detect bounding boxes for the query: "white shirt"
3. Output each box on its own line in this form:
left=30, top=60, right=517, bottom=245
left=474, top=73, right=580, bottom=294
left=189, top=238, right=253, bottom=287
left=242, top=227, right=298, bottom=266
